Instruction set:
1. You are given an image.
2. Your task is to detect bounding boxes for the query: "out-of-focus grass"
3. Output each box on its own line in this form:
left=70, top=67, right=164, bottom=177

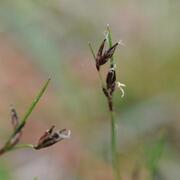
left=146, top=131, right=166, bottom=179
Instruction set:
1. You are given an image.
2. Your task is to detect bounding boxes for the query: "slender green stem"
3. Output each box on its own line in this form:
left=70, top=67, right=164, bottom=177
left=107, top=26, right=120, bottom=180
left=19, top=78, right=51, bottom=128
left=110, top=111, right=120, bottom=180
left=88, top=42, right=106, bottom=88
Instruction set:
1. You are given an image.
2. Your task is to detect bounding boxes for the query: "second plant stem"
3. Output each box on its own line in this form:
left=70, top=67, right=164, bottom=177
left=107, top=26, right=120, bottom=180
left=109, top=102, right=120, bottom=180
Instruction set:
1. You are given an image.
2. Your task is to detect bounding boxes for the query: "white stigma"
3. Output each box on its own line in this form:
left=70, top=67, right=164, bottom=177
left=59, top=130, right=71, bottom=139
left=116, top=82, right=126, bottom=98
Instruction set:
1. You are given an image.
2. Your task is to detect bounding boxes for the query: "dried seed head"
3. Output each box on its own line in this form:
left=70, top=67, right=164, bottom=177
left=34, top=126, right=71, bottom=150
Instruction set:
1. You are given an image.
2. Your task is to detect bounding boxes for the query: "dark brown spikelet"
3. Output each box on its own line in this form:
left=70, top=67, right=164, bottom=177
left=102, top=42, right=119, bottom=62
left=106, top=68, right=116, bottom=95
left=95, top=39, right=119, bottom=71
left=96, top=39, right=106, bottom=70
left=34, top=126, right=70, bottom=150
left=37, top=125, right=55, bottom=146
left=97, top=39, right=106, bottom=60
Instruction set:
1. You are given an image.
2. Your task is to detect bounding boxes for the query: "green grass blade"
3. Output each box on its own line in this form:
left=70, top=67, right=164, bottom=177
left=147, top=133, right=166, bottom=179
left=6, top=78, right=51, bottom=147
left=19, top=78, right=51, bottom=126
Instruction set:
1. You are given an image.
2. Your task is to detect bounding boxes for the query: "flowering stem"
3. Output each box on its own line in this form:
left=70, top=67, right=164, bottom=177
left=107, top=26, right=121, bottom=180
left=89, top=27, right=121, bottom=179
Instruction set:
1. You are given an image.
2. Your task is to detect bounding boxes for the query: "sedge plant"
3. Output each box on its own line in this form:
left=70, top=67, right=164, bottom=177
left=89, top=25, right=125, bottom=180
left=0, top=78, right=71, bottom=156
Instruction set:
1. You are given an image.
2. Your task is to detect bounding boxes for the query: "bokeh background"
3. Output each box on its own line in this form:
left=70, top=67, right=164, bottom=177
left=0, top=0, right=180, bottom=179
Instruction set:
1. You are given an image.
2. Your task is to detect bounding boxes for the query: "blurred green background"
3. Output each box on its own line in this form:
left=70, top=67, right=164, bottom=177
left=0, top=0, right=180, bottom=179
